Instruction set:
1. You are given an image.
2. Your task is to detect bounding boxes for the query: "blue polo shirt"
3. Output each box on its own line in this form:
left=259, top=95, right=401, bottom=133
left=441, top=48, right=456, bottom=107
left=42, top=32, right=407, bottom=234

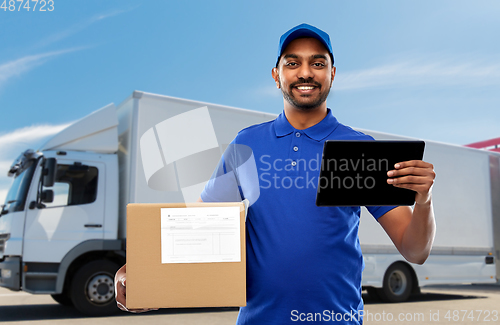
left=201, top=109, right=396, bottom=325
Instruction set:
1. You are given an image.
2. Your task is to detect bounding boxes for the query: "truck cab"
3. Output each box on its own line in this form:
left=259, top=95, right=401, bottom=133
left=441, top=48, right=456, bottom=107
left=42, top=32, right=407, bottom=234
left=0, top=104, right=124, bottom=316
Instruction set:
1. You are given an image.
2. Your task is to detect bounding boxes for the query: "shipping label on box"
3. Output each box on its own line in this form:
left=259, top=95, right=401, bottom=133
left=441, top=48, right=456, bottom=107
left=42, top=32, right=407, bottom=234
left=160, top=206, right=241, bottom=264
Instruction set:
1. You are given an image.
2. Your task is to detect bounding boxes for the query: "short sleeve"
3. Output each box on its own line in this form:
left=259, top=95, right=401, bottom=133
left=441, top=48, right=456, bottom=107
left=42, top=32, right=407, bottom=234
left=201, top=152, right=242, bottom=203
left=201, top=141, right=260, bottom=205
left=367, top=205, right=398, bottom=220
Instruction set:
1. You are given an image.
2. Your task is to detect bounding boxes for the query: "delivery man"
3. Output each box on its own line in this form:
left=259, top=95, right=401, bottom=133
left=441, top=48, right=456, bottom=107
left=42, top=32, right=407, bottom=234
left=115, top=23, right=436, bottom=324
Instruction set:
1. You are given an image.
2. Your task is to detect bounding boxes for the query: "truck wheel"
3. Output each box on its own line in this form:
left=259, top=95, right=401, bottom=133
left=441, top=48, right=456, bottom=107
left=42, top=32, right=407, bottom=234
left=51, top=292, right=73, bottom=306
left=70, top=260, right=120, bottom=316
left=377, top=263, right=413, bottom=303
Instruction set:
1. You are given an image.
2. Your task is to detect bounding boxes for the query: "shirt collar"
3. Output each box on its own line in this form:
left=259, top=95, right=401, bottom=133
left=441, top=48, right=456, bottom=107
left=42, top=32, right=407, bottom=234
left=273, top=108, right=340, bottom=141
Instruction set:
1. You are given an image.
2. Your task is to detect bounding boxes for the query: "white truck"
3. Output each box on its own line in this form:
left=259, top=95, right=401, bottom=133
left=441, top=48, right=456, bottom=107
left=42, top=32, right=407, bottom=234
left=0, top=91, right=276, bottom=315
left=0, top=91, right=498, bottom=315
left=359, top=130, right=500, bottom=302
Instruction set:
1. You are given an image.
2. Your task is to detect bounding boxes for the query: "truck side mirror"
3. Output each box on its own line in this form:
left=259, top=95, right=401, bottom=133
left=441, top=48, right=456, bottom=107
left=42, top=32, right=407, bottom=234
left=43, top=158, right=57, bottom=187
left=41, top=190, right=54, bottom=203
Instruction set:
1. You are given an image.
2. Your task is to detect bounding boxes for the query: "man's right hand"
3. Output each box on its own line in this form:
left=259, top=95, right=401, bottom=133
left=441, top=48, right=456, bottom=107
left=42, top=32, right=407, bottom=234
left=114, top=264, right=158, bottom=313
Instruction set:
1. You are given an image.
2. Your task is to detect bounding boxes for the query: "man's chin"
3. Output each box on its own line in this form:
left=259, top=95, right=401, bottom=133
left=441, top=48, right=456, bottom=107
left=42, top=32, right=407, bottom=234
left=282, top=90, right=329, bottom=111
left=289, top=99, right=325, bottom=111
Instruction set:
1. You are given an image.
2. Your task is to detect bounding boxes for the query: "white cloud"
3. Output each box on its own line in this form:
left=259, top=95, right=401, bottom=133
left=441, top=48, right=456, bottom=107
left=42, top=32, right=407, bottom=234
left=0, top=160, right=12, bottom=172
left=415, top=118, right=500, bottom=146
left=253, top=85, right=282, bottom=98
left=334, top=57, right=500, bottom=91
left=0, top=123, right=71, bottom=152
left=0, top=6, right=137, bottom=91
left=0, top=48, right=83, bottom=89
left=0, top=123, right=71, bottom=204
left=36, top=7, right=139, bottom=48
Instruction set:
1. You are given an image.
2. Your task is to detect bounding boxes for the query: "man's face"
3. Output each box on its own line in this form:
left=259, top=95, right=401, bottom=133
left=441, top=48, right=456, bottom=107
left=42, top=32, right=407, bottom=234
left=273, top=37, right=336, bottom=111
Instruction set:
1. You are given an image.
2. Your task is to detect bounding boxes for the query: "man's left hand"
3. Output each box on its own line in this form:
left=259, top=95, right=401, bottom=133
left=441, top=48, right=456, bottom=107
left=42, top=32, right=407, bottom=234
left=387, top=160, right=436, bottom=205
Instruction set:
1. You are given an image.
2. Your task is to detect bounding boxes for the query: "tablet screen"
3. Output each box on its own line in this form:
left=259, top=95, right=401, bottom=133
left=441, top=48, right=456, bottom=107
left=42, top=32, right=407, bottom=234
left=315, top=140, right=425, bottom=206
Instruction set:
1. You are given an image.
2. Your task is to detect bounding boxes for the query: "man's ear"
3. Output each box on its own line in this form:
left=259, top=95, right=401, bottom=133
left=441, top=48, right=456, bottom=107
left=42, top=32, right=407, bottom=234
left=272, top=67, right=280, bottom=89
left=330, top=66, right=336, bottom=87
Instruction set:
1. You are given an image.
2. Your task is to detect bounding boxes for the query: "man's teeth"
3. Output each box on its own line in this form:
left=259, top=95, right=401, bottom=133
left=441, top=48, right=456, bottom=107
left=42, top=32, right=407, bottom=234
left=297, top=86, right=315, bottom=90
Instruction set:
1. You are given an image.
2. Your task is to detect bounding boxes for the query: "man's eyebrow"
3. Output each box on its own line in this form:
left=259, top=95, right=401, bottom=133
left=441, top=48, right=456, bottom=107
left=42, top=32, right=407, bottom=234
left=312, top=54, right=328, bottom=60
left=283, top=54, right=328, bottom=60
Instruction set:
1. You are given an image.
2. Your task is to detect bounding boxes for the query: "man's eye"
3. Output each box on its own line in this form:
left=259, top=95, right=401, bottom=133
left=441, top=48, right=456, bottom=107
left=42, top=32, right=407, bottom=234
left=313, top=62, right=325, bottom=67
left=286, top=62, right=298, bottom=67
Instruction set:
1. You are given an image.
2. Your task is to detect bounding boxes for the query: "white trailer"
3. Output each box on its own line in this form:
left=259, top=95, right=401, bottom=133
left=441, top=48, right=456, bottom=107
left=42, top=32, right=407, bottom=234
left=359, top=130, right=500, bottom=302
left=0, top=91, right=275, bottom=316
left=0, top=91, right=498, bottom=315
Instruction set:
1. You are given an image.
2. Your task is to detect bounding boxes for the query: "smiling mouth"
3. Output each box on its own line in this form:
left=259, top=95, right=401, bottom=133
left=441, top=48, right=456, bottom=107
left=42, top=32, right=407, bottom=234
left=292, top=84, right=320, bottom=95
left=291, top=81, right=321, bottom=92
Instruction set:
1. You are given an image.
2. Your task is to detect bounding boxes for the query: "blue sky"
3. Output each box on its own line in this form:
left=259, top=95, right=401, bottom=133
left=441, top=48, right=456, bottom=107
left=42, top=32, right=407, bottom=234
left=1, top=0, right=499, bottom=202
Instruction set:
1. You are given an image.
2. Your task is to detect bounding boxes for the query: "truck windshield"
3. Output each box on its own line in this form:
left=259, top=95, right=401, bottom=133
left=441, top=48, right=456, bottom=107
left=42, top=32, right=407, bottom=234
left=4, top=159, right=36, bottom=213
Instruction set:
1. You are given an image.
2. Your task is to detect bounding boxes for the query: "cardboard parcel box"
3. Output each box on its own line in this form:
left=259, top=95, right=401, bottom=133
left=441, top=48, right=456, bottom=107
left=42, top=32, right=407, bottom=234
left=126, top=202, right=246, bottom=309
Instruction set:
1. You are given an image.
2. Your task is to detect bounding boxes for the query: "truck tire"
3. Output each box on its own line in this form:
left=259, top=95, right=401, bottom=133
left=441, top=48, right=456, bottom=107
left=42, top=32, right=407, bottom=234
left=70, top=260, right=120, bottom=316
left=377, top=263, right=413, bottom=303
left=51, top=292, right=73, bottom=306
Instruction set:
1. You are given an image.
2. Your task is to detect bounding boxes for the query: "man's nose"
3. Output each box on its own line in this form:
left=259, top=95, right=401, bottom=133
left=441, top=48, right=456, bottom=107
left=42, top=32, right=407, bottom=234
left=297, top=65, right=314, bottom=80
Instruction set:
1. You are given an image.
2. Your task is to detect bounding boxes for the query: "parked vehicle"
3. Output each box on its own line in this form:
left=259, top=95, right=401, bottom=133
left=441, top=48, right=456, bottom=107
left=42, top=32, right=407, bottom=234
left=0, top=91, right=275, bottom=315
left=360, top=129, right=500, bottom=302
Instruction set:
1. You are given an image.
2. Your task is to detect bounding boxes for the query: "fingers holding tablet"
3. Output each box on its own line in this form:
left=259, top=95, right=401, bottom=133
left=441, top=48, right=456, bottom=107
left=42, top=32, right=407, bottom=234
left=387, top=160, right=435, bottom=205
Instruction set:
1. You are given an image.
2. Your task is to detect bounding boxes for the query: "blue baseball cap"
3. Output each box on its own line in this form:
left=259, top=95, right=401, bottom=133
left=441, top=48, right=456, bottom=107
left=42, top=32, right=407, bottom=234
left=276, top=23, right=334, bottom=67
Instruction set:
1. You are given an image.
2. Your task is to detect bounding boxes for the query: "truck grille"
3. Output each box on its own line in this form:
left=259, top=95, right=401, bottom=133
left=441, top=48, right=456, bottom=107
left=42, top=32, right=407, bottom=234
left=0, top=233, right=10, bottom=255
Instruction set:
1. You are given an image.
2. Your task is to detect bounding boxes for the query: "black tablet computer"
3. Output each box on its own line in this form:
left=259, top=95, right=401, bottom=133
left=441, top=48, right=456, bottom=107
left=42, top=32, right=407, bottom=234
left=315, top=140, right=425, bottom=206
